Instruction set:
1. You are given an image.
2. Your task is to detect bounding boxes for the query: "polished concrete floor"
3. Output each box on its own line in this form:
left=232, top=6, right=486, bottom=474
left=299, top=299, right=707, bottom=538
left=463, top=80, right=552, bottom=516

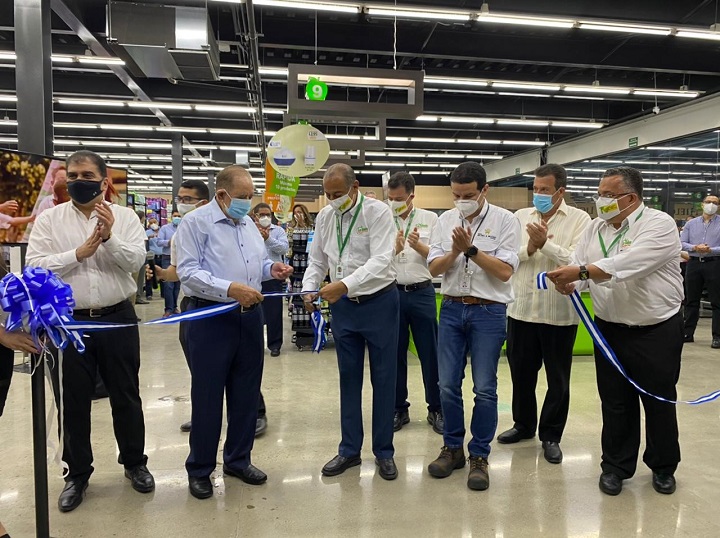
left=1, top=299, right=720, bottom=537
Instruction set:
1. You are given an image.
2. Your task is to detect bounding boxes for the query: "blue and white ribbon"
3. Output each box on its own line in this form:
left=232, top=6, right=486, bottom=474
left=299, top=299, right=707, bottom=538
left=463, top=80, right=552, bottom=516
left=537, top=272, right=720, bottom=405
left=311, top=310, right=327, bottom=353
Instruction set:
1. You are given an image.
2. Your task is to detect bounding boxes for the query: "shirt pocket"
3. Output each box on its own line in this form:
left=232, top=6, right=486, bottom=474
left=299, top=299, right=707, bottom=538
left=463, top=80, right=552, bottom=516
left=474, top=237, right=500, bottom=255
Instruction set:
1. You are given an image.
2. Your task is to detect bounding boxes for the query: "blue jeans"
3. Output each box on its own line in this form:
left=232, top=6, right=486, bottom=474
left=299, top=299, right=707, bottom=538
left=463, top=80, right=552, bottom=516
left=438, top=300, right=507, bottom=458
left=161, top=255, right=180, bottom=313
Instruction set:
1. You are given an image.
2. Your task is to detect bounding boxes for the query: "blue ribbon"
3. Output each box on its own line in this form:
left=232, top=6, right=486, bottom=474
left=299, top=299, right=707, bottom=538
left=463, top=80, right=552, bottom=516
left=537, top=272, right=720, bottom=405
left=311, top=310, right=327, bottom=353
left=1, top=267, right=85, bottom=352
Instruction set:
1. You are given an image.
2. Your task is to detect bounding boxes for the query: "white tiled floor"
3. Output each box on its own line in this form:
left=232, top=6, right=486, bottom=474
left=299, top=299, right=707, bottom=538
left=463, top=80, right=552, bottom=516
left=1, top=299, right=720, bottom=537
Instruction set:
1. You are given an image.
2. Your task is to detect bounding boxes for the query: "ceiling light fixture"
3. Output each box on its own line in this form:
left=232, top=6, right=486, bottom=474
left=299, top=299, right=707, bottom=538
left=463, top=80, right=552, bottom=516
left=577, top=22, right=672, bottom=36
left=366, top=7, right=470, bottom=21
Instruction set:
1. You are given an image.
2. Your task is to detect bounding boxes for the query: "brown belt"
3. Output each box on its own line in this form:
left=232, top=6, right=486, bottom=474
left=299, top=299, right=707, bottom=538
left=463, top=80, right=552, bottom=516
left=443, top=295, right=503, bottom=305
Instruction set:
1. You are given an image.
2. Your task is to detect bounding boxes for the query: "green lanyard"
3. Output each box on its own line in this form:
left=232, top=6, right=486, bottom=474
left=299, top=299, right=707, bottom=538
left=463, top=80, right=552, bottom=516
left=598, top=209, right=645, bottom=258
left=335, top=195, right=364, bottom=258
left=394, top=209, right=416, bottom=239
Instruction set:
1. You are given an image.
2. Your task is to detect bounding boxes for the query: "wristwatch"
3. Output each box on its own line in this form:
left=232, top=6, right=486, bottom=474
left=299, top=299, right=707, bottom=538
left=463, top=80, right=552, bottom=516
left=465, top=246, right=479, bottom=258
left=102, top=231, right=112, bottom=243
left=578, top=265, right=590, bottom=281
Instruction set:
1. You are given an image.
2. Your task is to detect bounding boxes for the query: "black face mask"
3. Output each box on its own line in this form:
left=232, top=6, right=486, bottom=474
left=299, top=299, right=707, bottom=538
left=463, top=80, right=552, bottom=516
left=67, top=180, right=103, bottom=205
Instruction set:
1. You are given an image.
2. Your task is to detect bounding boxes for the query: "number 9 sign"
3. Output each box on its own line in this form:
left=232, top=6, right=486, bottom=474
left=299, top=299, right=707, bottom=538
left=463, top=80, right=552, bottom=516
left=305, top=78, right=328, bottom=101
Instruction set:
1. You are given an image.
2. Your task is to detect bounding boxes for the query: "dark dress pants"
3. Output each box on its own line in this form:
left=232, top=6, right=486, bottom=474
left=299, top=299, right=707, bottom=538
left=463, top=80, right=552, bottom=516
left=683, top=259, right=720, bottom=338
left=506, top=317, right=577, bottom=442
left=48, top=301, right=147, bottom=483
left=0, top=344, right=13, bottom=417
left=594, top=312, right=683, bottom=478
left=261, top=279, right=284, bottom=351
left=185, top=304, right=264, bottom=477
left=329, top=287, right=399, bottom=460
left=395, top=285, right=441, bottom=413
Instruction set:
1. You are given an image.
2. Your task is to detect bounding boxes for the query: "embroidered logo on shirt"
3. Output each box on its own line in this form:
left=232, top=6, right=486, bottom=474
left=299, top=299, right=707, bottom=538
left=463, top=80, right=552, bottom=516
left=356, top=226, right=369, bottom=234
left=620, top=238, right=632, bottom=250
left=482, top=228, right=497, bottom=240
left=416, top=223, right=429, bottom=229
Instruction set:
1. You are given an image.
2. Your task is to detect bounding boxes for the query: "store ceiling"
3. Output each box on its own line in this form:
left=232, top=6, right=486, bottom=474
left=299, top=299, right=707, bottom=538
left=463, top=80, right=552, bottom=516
left=1, top=0, right=720, bottom=200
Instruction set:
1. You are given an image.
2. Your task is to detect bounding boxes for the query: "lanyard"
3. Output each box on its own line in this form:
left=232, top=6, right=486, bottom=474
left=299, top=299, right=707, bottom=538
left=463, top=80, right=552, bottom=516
left=598, top=208, right=644, bottom=258
left=394, top=209, right=416, bottom=239
left=463, top=204, right=490, bottom=269
left=335, top=195, right=364, bottom=258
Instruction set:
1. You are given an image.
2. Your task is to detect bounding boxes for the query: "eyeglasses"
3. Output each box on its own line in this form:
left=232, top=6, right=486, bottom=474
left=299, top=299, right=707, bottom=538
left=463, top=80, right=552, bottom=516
left=591, top=192, right=633, bottom=201
left=175, top=196, right=201, bottom=204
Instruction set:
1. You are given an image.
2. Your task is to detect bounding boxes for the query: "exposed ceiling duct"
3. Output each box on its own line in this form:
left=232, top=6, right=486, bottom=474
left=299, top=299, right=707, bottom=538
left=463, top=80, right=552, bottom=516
left=107, top=1, right=220, bottom=81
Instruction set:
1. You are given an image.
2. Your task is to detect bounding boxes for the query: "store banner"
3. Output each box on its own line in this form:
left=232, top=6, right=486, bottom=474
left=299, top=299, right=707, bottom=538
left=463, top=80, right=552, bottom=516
left=264, top=161, right=294, bottom=223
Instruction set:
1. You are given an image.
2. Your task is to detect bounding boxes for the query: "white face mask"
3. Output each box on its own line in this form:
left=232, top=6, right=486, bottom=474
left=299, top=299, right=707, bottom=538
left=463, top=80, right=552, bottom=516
left=177, top=202, right=198, bottom=217
left=387, top=197, right=410, bottom=217
left=595, top=194, right=630, bottom=221
left=454, top=192, right=482, bottom=218
left=703, top=203, right=718, bottom=216
left=326, top=187, right=355, bottom=214
left=150, top=223, right=159, bottom=231
left=258, top=216, right=272, bottom=228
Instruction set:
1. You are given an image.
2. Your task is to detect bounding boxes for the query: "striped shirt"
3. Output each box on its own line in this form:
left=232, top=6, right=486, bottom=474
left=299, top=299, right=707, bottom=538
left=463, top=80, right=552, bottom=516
left=508, top=200, right=592, bottom=326
left=680, top=214, right=720, bottom=258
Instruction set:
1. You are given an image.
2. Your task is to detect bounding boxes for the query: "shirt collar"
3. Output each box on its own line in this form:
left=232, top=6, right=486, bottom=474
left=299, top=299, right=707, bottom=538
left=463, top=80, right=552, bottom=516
left=532, top=198, right=568, bottom=218
left=603, top=202, right=645, bottom=231
left=209, top=197, right=242, bottom=225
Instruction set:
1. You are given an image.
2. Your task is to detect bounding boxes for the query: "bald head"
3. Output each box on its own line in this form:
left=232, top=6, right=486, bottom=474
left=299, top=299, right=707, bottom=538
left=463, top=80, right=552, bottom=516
left=323, top=163, right=359, bottom=201
left=324, top=163, right=356, bottom=189
left=216, top=165, right=253, bottom=198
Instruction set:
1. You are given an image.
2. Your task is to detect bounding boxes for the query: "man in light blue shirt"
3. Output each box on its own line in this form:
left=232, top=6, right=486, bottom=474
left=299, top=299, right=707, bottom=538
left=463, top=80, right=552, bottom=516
left=252, top=203, right=289, bottom=357
left=175, top=165, right=293, bottom=500
left=157, top=211, right=182, bottom=316
left=680, top=194, right=720, bottom=347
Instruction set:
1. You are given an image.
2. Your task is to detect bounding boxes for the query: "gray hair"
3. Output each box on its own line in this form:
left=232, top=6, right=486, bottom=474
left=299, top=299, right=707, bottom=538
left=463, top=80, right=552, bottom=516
left=323, top=163, right=356, bottom=188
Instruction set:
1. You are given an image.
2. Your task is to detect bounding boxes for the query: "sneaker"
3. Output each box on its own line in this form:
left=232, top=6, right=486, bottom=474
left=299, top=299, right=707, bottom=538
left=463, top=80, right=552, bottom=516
left=427, top=446, right=466, bottom=478
left=427, top=410, right=444, bottom=435
left=467, top=456, right=489, bottom=491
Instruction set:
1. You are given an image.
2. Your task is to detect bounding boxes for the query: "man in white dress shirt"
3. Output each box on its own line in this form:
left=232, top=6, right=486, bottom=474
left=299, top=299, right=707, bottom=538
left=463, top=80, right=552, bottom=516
left=386, top=172, right=443, bottom=435
left=548, top=166, right=683, bottom=497
left=426, top=161, right=520, bottom=491
left=302, top=163, right=400, bottom=481
left=26, top=150, right=153, bottom=513
left=498, top=164, right=591, bottom=464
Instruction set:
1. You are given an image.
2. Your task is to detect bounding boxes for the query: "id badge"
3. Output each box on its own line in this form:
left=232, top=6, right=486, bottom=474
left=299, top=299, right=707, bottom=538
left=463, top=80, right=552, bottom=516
left=460, top=269, right=473, bottom=294
left=335, top=264, right=344, bottom=279
left=399, top=252, right=408, bottom=264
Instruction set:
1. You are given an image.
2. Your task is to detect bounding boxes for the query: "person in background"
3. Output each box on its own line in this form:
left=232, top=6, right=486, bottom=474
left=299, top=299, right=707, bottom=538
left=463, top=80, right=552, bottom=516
left=145, top=218, right=162, bottom=300
left=176, top=165, right=293, bottom=500
left=157, top=210, right=182, bottom=317
left=0, top=200, right=35, bottom=240
left=291, top=204, right=313, bottom=229
left=426, top=161, right=520, bottom=492
left=386, top=172, right=443, bottom=435
left=252, top=203, right=289, bottom=358
left=35, top=165, right=70, bottom=216
left=680, top=194, right=720, bottom=348
left=134, top=210, right=150, bottom=305
left=302, top=163, right=400, bottom=481
left=498, top=164, right=591, bottom=464
left=26, top=150, right=153, bottom=512
left=363, top=191, right=378, bottom=199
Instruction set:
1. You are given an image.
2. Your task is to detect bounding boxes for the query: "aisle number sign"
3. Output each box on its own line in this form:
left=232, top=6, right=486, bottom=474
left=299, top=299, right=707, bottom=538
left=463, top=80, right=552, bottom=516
left=305, top=78, right=328, bottom=101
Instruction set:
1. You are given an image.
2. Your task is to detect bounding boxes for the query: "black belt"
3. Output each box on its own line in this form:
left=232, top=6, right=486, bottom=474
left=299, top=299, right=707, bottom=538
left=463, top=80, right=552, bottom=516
left=443, top=295, right=503, bottom=306
left=188, top=296, right=258, bottom=314
left=397, top=279, right=433, bottom=292
left=75, top=299, right=132, bottom=319
left=689, top=256, right=719, bottom=263
left=347, top=282, right=396, bottom=304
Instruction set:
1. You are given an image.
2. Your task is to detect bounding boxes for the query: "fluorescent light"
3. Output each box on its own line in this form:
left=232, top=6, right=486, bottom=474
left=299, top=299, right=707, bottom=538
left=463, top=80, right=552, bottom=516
left=478, top=14, right=574, bottom=29
left=77, top=57, right=125, bottom=65
left=0, top=95, right=17, bottom=102
left=503, top=140, right=546, bottom=146
left=497, top=119, right=549, bottom=127
left=497, top=92, right=553, bottom=98
left=251, top=0, right=359, bottom=14
left=563, top=86, right=631, bottom=95
left=57, top=98, right=126, bottom=107
left=633, top=90, right=699, bottom=98
left=425, top=76, right=489, bottom=87
left=416, top=115, right=438, bottom=121
left=550, top=121, right=605, bottom=129
left=156, top=126, right=208, bottom=133
left=578, top=22, right=671, bottom=36
left=0, top=52, right=16, bottom=60
left=555, top=95, right=605, bottom=101
left=646, top=146, right=687, bottom=151
left=462, top=139, right=503, bottom=145
left=675, top=30, right=720, bottom=41
left=55, top=122, right=98, bottom=129
left=258, top=66, right=289, bottom=76
left=439, top=116, right=495, bottom=124
left=492, top=82, right=561, bottom=92
left=100, top=124, right=155, bottom=131
left=208, top=128, right=260, bottom=135
left=129, top=142, right=172, bottom=148
left=127, top=101, right=193, bottom=110
left=0, top=137, right=18, bottom=143
left=366, top=7, right=470, bottom=21
left=195, top=104, right=256, bottom=113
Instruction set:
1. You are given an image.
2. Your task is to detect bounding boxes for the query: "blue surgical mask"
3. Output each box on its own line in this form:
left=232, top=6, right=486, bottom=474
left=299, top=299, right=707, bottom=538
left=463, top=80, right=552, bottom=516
left=532, top=193, right=556, bottom=214
left=226, top=197, right=252, bottom=220
left=172, top=216, right=181, bottom=226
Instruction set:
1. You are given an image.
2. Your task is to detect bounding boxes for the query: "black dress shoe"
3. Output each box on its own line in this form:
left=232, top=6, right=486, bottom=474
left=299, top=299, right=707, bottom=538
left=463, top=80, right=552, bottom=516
left=652, top=472, right=676, bottom=494
left=58, top=480, right=88, bottom=513
left=375, top=458, right=398, bottom=480
left=270, top=349, right=281, bottom=357
left=683, top=334, right=694, bottom=343
left=542, top=441, right=563, bottom=464
left=712, top=338, right=720, bottom=349
left=255, top=415, right=268, bottom=437
left=427, top=410, right=444, bottom=435
left=497, top=427, right=535, bottom=444
left=223, top=464, right=267, bottom=485
left=321, top=454, right=362, bottom=477
left=188, top=476, right=213, bottom=499
left=180, top=421, right=192, bottom=433
left=124, top=465, right=155, bottom=493
left=393, top=409, right=410, bottom=432
left=599, top=472, right=623, bottom=496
